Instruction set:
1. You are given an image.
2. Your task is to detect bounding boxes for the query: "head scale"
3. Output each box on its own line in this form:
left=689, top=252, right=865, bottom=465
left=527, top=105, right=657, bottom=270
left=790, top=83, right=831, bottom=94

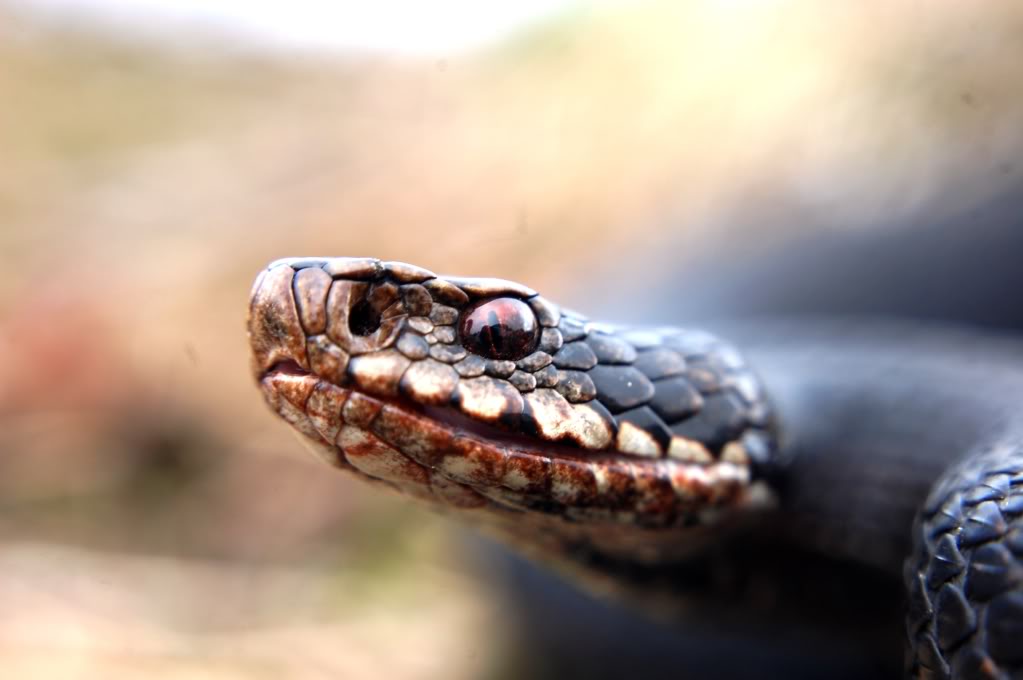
left=249, top=257, right=777, bottom=561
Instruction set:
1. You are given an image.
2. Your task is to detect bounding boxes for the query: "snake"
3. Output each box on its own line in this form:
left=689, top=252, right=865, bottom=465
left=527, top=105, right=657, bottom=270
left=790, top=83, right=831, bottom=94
left=247, top=255, right=1023, bottom=679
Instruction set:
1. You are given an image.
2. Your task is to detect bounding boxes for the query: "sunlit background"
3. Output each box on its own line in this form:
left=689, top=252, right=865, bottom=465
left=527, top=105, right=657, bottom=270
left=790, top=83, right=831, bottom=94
left=2, top=1, right=1022, bottom=677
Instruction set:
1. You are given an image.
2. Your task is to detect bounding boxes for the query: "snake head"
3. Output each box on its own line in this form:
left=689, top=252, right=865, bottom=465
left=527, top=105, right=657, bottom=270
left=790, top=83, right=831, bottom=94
left=249, top=257, right=777, bottom=560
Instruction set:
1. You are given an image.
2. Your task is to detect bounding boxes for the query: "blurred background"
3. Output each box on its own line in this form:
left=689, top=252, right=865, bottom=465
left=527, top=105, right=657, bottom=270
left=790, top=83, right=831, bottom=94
left=1, top=1, right=1022, bottom=677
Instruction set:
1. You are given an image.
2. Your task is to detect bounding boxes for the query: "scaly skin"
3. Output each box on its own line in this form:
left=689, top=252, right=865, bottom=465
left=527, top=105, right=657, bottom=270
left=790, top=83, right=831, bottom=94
left=248, top=257, right=1023, bottom=679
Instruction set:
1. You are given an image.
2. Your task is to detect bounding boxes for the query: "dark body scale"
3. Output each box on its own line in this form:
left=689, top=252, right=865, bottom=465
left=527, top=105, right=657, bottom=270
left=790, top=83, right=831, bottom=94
left=490, top=187, right=1023, bottom=679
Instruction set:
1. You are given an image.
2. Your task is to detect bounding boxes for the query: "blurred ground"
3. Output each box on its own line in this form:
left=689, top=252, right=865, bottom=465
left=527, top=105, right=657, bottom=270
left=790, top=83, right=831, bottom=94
left=1, top=1, right=1022, bottom=677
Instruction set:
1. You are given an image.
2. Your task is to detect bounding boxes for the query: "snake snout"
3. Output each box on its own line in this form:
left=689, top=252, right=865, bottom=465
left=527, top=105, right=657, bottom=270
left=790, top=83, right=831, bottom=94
left=248, top=263, right=312, bottom=380
left=248, top=259, right=418, bottom=389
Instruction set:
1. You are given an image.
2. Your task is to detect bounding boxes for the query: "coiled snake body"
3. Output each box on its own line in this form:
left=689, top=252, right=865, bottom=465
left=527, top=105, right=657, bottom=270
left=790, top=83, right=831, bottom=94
left=248, top=256, right=1023, bottom=679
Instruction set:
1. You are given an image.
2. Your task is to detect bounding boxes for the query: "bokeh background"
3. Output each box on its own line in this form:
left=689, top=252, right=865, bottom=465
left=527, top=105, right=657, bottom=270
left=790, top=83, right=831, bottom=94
left=2, top=1, right=1022, bottom=677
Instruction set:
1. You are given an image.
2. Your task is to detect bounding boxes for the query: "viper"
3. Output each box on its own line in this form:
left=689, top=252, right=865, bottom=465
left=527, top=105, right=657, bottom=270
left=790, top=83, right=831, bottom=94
left=247, top=235, right=1023, bottom=679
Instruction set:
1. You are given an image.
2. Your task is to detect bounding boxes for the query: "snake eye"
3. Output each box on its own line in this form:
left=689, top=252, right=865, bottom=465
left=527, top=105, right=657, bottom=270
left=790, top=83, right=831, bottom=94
left=459, top=297, right=539, bottom=361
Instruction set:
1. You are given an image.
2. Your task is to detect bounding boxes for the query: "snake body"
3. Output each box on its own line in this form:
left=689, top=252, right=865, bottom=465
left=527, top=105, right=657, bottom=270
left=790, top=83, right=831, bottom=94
left=248, top=256, right=1023, bottom=679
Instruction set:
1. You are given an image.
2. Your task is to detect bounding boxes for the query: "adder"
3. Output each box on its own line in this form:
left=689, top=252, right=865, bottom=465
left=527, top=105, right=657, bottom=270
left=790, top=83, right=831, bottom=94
left=247, top=188, right=1023, bottom=679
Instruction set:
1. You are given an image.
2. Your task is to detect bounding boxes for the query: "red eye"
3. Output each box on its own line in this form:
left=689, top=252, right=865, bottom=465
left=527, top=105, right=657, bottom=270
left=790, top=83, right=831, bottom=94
left=459, top=298, right=539, bottom=361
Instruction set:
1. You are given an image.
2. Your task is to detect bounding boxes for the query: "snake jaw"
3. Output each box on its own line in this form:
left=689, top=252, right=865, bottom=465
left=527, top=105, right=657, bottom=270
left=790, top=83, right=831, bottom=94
left=259, top=364, right=764, bottom=536
left=249, top=257, right=779, bottom=540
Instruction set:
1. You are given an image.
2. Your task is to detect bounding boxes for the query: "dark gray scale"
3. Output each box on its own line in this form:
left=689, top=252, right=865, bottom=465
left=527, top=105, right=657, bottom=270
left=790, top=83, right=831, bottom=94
left=960, top=501, right=1007, bottom=547
left=964, top=542, right=1020, bottom=600
left=933, top=584, right=977, bottom=650
left=633, top=347, right=686, bottom=380
left=925, top=535, right=966, bottom=589
left=558, top=317, right=587, bottom=342
left=587, top=365, right=655, bottom=414
left=614, top=406, right=673, bottom=449
left=585, top=332, right=637, bottom=364
left=552, top=342, right=598, bottom=370
left=686, top=355, right=726, bottom=394
left=964, top=474, right=1010, bottom=504
left=647, top=376, right=702, bottom=424
left=928, top=494, right=965, bottom=538
left=669, top=390, right=749, bottom=450
left=1000, top=491, right=1023, bottom=515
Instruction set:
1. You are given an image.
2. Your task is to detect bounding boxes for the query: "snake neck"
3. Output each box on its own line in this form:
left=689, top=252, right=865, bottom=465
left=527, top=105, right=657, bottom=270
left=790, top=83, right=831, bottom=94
left=538, top=321, right=1023, bottom=675
left=730, top=320, right=1023, bottom=574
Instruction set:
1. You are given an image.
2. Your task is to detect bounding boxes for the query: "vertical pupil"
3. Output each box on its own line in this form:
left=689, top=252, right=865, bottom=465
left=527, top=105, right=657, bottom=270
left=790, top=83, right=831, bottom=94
left=485, top=310, right=501, bottom=354
left=459, top=297, right=539, bottom=361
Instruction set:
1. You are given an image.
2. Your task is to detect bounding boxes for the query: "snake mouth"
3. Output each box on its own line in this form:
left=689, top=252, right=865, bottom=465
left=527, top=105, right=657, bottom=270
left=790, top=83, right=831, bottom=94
left=260, top=361, right=757, bottom=527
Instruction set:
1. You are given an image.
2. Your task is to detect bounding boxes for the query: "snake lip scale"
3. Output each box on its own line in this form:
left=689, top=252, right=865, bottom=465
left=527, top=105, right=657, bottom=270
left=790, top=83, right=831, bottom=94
left=248, top=256, right=1023, bottom=678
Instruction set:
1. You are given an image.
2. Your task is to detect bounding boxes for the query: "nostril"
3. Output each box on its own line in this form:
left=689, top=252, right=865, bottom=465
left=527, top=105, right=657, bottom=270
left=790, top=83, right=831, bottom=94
left=349, top=299, right=381, bottom=336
